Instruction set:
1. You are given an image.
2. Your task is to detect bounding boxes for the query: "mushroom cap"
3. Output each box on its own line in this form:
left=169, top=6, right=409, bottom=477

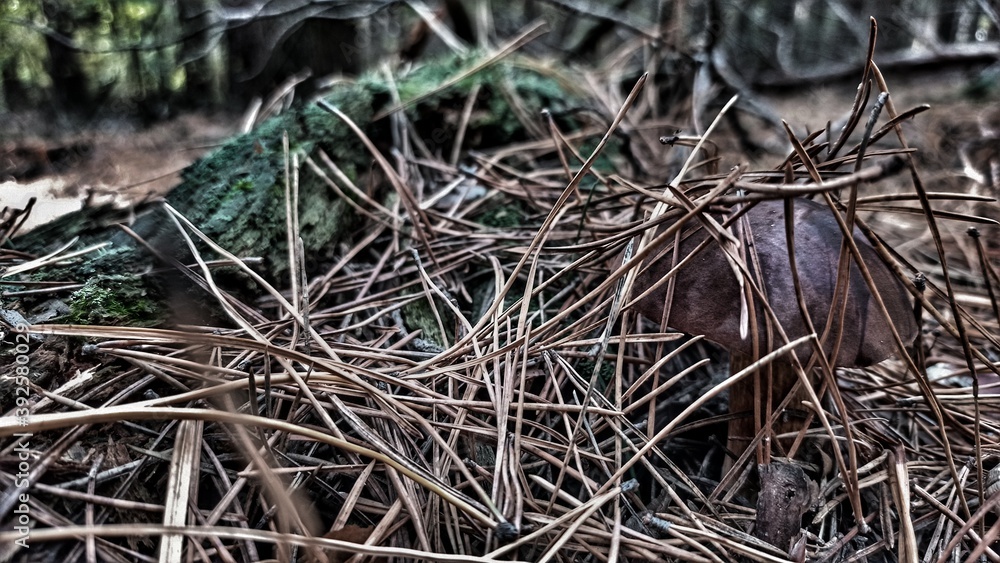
left=633, top=198, right=917, bottom=367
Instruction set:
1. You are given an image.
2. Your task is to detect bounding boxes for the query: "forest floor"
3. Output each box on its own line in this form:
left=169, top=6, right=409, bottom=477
left=1, top=111, right=236, bottom=231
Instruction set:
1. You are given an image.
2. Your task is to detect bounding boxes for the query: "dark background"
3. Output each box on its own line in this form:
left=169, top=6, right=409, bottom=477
left=1, top=0, right=996, bottom=122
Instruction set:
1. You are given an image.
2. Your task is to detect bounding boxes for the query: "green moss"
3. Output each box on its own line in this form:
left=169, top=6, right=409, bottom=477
left=232, top=178, right=254, bottom=192
left=576, top=136, right=623, bottom=176
left=12, top=53, right=584, bottom=292
left=165, top=83, right=377, bottom=279
left=402, top=297, right=451, bottom=348
left=396, top=52, right=576, bottom=112
left=249, top=56, right=578, bottom=277
left=394, top=53, right=473, bottom=100
left=394, top=52, right=582, bottom=153
left=575, top=357, right=617, bottom=390
left=26, top=244, right=141, bottom=283
left=66, top=274, right=164, bottom=326
left=477, top=201, right=526, bottom=229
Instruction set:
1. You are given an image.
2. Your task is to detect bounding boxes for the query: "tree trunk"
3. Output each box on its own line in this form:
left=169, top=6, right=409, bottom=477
left=42, top=0, right=91, bottom=115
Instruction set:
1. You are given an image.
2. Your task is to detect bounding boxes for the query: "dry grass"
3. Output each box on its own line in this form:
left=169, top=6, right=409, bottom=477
left=2, top=19, right=1000, bottom=563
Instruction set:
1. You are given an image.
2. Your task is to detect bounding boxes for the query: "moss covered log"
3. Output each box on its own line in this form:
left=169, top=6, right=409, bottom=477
left=5, top=53, right=581, bottom=326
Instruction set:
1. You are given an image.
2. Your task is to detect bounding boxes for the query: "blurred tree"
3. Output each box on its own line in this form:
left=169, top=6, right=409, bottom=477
left=177, top=0, right=225, bottom=108
left=179, top=0, right=402, bottom=105
left=40, top=0, right=96, bottom=114
left=0, top=0, right=995, bottom=123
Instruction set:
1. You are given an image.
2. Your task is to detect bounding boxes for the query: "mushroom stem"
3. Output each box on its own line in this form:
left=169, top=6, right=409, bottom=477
left=727, top=352, right=758, bottom=464
left=728, top=353, right=817, bottom=557
left=727, top=354, right=812, bottom=468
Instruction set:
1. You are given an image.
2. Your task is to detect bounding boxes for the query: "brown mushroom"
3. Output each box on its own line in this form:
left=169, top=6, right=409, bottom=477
left=630, top=196, right=918, bottom=553
left=632, top=197, right=917, bottom=460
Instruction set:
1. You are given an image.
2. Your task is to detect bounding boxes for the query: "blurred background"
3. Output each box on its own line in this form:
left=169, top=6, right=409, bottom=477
left=1, top=0, right=997, bottom=117
left=1, top=0, right=998, bottom=226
